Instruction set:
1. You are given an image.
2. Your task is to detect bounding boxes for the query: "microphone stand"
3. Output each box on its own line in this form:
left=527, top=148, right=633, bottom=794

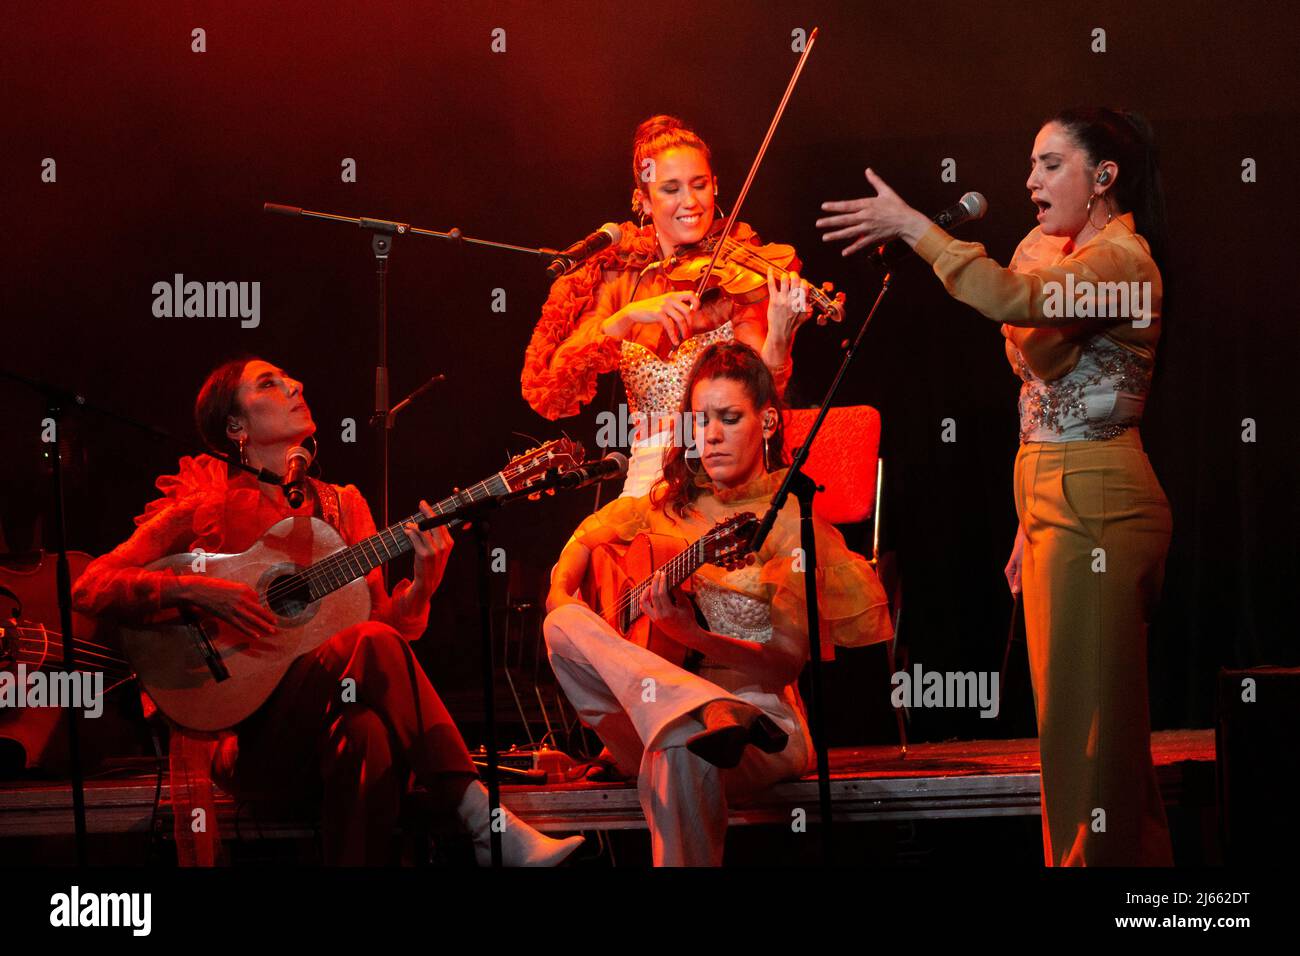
left=0, top=368, right=294, bottom=864
left=0, top=367, right=318, bottom=864
left=413, top=465, right=616, bottom=867
left=263, top=203, right=566, bottom=544
left=747, top=272, right=894, bottom=865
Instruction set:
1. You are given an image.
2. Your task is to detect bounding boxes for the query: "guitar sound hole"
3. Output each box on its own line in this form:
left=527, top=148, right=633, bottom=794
left=266, top=575, right=313, bottom=619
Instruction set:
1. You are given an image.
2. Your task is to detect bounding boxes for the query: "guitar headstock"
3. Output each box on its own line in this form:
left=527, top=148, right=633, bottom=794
left=500, top=438, right=586, bottom=494
left=703, top=512, right=759, bottom=570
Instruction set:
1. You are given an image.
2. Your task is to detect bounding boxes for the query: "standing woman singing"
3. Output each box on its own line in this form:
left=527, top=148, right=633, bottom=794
left=818, top=108, right=1173, bottom=866
left=521, top=115, right=818, bottom=498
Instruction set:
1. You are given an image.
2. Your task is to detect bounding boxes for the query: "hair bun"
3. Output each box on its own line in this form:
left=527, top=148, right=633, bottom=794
left=635, top=114, right=688, bottom=139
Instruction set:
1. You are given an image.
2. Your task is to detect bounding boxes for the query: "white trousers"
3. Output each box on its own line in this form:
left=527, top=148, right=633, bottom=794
left=544, top=603, right=810, bottom=866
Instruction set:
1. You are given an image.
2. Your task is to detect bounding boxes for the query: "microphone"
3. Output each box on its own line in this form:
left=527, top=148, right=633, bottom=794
left=556, top=452, right=629, bottom=489
left=545, top=223, right=622, bottom=279
left=282, top=444, right=314, bottom=507
left=868, top=191, right=988, bottom=268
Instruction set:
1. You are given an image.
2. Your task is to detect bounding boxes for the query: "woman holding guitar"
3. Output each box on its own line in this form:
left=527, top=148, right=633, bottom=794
left=544, top=342, right=893, bottom=866
left=73, top=357, right=583, bottom=866
left=521, top=115, right=831, bottom=498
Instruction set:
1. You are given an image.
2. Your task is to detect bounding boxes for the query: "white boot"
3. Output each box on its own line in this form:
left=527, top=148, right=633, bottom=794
left=457, top=781, right=584, bottom=867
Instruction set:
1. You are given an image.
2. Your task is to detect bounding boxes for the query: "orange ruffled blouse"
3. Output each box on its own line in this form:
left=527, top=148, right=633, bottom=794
left=72, top=454, right=428, bottom=865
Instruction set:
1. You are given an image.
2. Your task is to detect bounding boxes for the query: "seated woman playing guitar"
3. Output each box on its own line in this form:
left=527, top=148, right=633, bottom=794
left=73, top=357, right=582, bottom=866
left=544, top=342, right=893, bottom=866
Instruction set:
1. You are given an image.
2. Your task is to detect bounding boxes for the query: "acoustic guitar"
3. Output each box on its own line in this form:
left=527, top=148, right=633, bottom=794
left=116, top=440, right=584, bottom=731
left=581, top=512, right=758, bottom=668
left=1, top=552, right=139, bottom=774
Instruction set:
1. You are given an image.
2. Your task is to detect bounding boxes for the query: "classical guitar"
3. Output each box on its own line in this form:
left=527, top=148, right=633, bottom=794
left=116, top=439, right=584, bottom=731
left=581, top=513, right=757, bottom=668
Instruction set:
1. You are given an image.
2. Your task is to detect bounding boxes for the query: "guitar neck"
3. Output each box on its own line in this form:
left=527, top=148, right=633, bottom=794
left=625, top=537, right=707, bottom=626
left=306, top=473, right=509, bottom=599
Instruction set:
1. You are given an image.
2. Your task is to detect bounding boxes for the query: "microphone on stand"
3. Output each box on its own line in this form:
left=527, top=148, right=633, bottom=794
left=868, top=191, right=988, bottom=268
left=556, top=452, right=629, bottom=489
left=282, top=444, right=314, bottom=507
left=545, top=223, right=622, bottom=279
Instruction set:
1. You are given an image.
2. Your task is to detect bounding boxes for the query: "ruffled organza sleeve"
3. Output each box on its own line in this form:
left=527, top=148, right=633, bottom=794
left=571, top=494, right=654, bottom=551
left=71, top=455, right=231, bottom=621
left=521, top=270, right=625, bottom=420
left=337, top=484, right=429, bottom=642
left=759, top=513, right=893, bottom=656
left=913, top=216, right=1160, bottom=330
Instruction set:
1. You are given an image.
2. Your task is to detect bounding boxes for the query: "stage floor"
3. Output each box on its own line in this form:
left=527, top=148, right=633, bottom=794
left=0, top=729, right=1214, bottom=840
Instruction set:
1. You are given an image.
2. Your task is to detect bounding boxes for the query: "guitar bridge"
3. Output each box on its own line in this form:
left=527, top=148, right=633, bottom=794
left=182, top=613, right=230, bottom=683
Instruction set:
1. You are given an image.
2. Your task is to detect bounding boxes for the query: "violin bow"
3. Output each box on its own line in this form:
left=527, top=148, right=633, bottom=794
left=693, top=27, right=821, bottom=298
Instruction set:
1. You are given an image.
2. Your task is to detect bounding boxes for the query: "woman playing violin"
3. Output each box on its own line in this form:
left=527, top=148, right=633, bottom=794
left=522, top=115, right=830, bottom=498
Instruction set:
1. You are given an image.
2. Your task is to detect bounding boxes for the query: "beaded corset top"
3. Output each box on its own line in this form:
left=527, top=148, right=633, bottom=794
left=1011, top=334, right=1153, bottom=443
left=619, top=321, right=734, bottom=429
left=693, top=570, right=773, bottom=646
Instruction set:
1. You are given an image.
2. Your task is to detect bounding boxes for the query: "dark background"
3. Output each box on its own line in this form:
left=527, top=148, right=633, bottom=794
left=4, top=0, right=1296, bottom=744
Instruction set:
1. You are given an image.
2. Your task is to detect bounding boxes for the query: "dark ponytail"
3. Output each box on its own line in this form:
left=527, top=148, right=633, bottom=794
left=1048, top=107, right=1167, bottom=269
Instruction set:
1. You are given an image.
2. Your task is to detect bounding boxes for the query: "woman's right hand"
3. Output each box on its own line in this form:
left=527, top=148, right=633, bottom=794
left=1004, top=526, right=1026, bottom=596
left=179, top=575, right=278, bottom=638
left=605, top=291, right=701, bottom=346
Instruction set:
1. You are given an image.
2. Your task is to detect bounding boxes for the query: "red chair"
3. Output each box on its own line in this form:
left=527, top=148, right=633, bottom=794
left=782, top=405, right=906, bottom=753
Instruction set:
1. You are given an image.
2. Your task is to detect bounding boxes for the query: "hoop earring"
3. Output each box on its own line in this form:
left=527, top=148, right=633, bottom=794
left=686, top=450, right=704, bottom=475
left=1086, top=192, right=1114, bottom=230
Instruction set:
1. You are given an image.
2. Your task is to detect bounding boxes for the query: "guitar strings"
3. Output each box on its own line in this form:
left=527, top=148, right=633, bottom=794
left=10, top=627, right=124, bottom=656
left=606, top=520, right=754, bottom=621
left=608, top=540, right=704, bottom=621
left=14, top=638, right=129, bottom=667
left=261, top=472, right=503, bottom=605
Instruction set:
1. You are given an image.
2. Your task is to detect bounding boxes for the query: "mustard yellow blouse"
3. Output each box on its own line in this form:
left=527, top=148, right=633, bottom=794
left=571, top=468, right=894, bottom=656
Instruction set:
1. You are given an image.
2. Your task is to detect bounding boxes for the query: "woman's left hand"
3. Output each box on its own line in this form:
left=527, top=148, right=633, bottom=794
left=764, top=267, right=815, bottom=348
left=640, top=570, right=702, bottom=646
left=404, top=499, right=454, bottom=598
left=817, top=168, right=931, bottom=256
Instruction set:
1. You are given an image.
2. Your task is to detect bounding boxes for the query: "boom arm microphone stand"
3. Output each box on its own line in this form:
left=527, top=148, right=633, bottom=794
left=746, top=272, right=894, bottom=865
left=262, top=203, right=567, bottom=548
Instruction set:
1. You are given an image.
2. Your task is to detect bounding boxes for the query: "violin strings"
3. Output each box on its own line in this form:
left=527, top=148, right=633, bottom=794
left=718, top=237, right=834, bottom=311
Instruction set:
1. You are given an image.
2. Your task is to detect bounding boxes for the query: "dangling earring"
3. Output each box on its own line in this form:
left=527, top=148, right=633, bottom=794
left=1086, top=192, right=1113, bottom=229
left=237, top=435, right=248, bottom=466
left=763, top=434, right=770, bottom=472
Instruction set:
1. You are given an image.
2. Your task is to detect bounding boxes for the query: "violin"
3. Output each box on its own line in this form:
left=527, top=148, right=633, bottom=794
left=663, top=217, right=846, bottom=325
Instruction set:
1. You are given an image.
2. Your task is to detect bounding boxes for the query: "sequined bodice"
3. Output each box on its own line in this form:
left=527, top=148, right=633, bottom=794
left=620, top=321, right=734, bottom=427
left=693, top=567, right=772, bottom=645
left=1012, top=334, right=1153, bottom=443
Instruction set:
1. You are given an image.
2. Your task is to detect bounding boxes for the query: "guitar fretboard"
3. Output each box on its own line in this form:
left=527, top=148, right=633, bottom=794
left=623, top=538, right=707, bottom=627
left=286, top=473, right=511, bottom=601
